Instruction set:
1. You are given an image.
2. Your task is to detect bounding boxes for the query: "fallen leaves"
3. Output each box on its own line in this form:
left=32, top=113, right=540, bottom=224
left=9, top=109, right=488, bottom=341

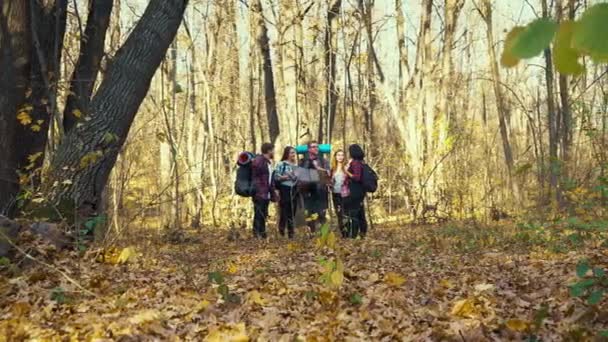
left=2, top=223, right=607, bottom=340
left=383, top=272, right=406, bottom=287
left=205, top=323, right=249, bottom=342
left=505, top=318, right=529, bottom=332
left=451, top=298, right=480, bottom=319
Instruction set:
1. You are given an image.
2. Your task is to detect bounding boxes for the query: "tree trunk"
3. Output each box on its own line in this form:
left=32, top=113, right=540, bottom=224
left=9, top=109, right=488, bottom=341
left=395, top=0, right=409, bottom=105
left=63, top=0, right=113, bottom=133
left=480, top=0, right=520, bottom=204
left=541, top=0, right=561, bottom=207
left=15, top=0, right=67, bottom=184
left=557, top=0, right=575, bottom=207
left=46, top=0, right=189, bottom=210
left=253, top=0, right=279, bottom=145
left=0, top=0, right=31, bottom=215
left=324, top=0, right=341, bottom=142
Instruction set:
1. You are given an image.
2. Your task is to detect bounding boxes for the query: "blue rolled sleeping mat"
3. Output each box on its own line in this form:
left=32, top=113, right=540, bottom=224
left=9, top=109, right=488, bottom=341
left=295, top=144, right=331, bottom=154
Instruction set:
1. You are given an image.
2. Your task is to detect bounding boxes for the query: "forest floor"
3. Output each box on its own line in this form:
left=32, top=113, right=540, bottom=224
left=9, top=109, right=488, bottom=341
left=1, top=221, right=607, bottom=341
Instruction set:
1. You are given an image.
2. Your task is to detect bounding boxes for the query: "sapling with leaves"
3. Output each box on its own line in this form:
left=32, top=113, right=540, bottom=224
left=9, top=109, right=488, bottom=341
left=501, top=3, right=608, bottom=74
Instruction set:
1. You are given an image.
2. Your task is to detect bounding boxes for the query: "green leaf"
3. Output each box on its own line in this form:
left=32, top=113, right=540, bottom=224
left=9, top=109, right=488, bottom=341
left=0, top=257, right=10, bottom=266
left=587, top=289, right=604, bottom=305
left=569, top=284, right=585, bottom=297
left=576, top=260, right=590, bottom=277
left=511, top=18, right=558, bottom=59
left=578, top=278, right=596, bottom=288
left=571, top=3, right=608, bottom=60
left=349, top=293, right=363, bottom=305
left=208, top=271, right=224, bottom=284
left=533, top=304, right=549, bottom=330
left=593, top=267, right=606, bottom=278
left=599, top=330, right=608, bottom=337
left=554, top=21, right=585, bottom=75
left=501, top=26, right=525, bottom=67
left=218, top=284, right=230, bottom=300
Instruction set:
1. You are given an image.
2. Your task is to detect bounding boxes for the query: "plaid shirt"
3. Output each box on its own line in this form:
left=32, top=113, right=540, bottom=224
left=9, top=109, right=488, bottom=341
left=346, top=160, right=363, bottom=183
left=252, top=155, right=275, bottom=200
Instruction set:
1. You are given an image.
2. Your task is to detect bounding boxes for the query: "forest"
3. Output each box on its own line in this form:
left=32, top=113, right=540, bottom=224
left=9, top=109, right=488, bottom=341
left=0, top=0, right=607, bottom=340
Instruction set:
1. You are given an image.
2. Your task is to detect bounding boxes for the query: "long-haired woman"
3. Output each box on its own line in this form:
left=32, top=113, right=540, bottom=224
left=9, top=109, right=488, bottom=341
left=330, top=149, right=347, bottom=237
left=343, top=144, right=368, bottom=238
left=274, top=146, right=298, bottom=238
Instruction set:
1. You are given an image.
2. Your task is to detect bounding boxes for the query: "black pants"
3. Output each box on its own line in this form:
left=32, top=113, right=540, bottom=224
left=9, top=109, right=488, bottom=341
left=252, top=198, right=269, bottom=238
left=302, top=187, right=327, bottom=233
left=332, top=193, right=346, bottom=237
left=278, top=185, right=297, bottom=237
left=344, top=195, right=367, bottom=238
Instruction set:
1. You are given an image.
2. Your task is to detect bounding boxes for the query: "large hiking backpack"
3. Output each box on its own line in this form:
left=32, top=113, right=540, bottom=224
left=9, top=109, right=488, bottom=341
left=362, top=163, right=378, bottom=193
left=235, top=151, right=256, bottom=197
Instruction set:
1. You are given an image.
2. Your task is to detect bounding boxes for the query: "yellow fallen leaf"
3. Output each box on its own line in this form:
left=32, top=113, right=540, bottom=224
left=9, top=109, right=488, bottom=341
left=439, top=279, right=453, bottom=288
left=287, top=242, right=298, bottom=252
left=30, top=124, right=41, bottom=132
left=17, top=111, right=32, bottom=125
left=196, top=300, right=211, bottom=312
left=205, top=323, right=249, bottom=342
left=330, top=270, right=344, bottom=289
left=451, top=298, right=479, bottom=318
left=247, top=290, right=266, bottom=306
left=384, top=272, right=406, bottom=287
left=227, top=263, right=238, bottom=274
left=72, top=109, right=83, bottom=119
left=128, top=309, right=161, bottom=324
left=505, top=318, right=529, bottom=332
left=116, top=246, right=136, bottom=264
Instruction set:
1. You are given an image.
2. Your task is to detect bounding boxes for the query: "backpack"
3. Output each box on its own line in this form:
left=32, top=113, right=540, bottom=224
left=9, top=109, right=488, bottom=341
left=362, top=163, right=378, bottom=193
left=235, top=151, right=256, bottom=197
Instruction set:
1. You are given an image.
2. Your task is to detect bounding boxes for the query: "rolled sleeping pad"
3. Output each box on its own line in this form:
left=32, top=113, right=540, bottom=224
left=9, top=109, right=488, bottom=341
left=295, top=144, right=331, bottom=154
left=236, top=151, right=255, bottom=165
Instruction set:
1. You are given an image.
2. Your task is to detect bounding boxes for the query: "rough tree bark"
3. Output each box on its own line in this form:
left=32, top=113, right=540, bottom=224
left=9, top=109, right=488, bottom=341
left=253, top=0, right=279, bottom=145
left=46, top=0, right=189, bottom=210
left=63, top=0, right=114, bottom=133
left=0, top=0, right=31, bottom=215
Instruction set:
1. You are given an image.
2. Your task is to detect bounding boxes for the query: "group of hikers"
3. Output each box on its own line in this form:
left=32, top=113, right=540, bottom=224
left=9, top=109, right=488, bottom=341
left=236, top=141, right=377, bottom=240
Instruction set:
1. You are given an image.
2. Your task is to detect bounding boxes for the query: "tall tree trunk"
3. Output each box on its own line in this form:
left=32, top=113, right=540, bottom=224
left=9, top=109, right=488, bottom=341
left=63, top=0, right=113, bottom=133
left=395, top=0, right=409, bottom=105
left=16, top=0, right=67, bottom=182
left=0, top=0, right=31, bottom=215
left=46, top=0, right=189, bottom=210
left=541, top=0, right=561, bottom=207
left=324, top=0, right=341, bottom=142
left=253, top=0, right=279, bottom=145
left=479, top=0, right=520, bottom=204
left=557, top=0, right=575, bottom=207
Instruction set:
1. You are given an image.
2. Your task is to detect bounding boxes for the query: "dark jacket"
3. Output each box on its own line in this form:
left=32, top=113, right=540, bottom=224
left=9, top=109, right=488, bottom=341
left=252, top=155, right=276, bottom=201
left=346, top=160, right=365, bottom=198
